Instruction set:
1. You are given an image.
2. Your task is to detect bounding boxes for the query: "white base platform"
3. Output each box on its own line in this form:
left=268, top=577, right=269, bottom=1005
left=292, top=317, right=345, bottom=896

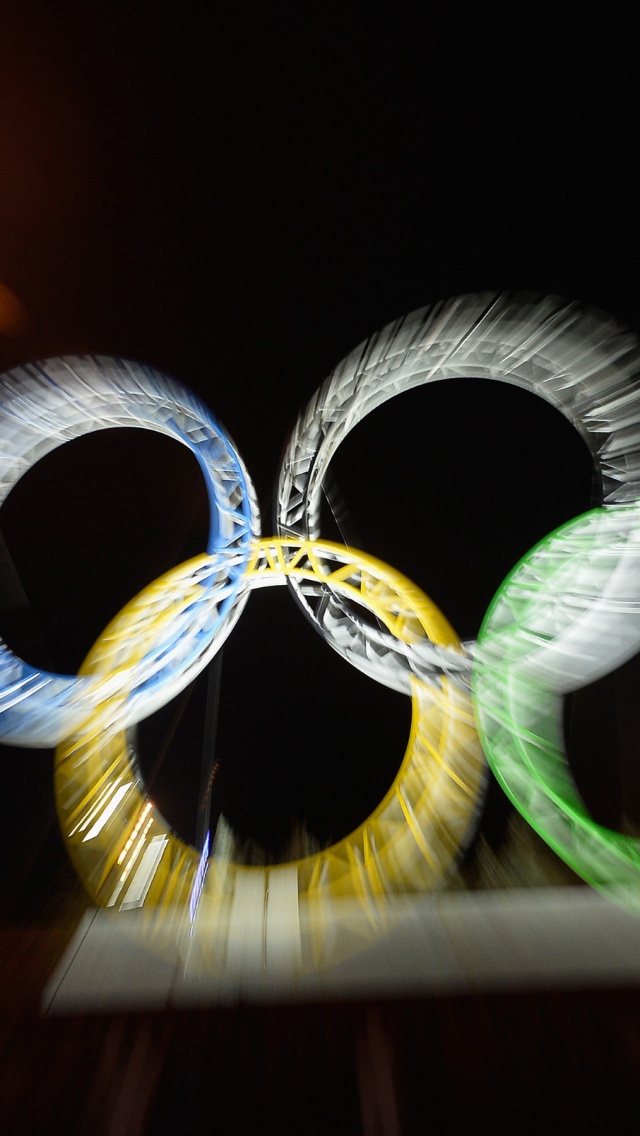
left=43, top=887, right=640, bottom=1013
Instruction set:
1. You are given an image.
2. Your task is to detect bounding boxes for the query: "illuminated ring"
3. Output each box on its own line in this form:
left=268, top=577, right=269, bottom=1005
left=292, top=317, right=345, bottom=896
left=277, top=293, right=640, bottom=690
left=473, top=504, right=640, bottom=909
left=0, top=356, right=259, bottom=747
left=54, top=539, right=485, bottom=919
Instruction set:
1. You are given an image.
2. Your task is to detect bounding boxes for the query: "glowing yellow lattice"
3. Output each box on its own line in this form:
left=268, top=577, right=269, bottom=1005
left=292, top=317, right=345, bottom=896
left=55, top=539, right=485, bottom=926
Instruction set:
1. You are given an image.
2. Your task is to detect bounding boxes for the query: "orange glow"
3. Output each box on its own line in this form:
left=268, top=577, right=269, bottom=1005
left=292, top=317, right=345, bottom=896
left=0, top=281, right=28, bottom=337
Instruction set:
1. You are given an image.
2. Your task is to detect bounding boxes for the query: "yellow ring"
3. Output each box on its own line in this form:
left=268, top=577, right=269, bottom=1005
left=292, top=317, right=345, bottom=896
left=54, top=539, right=485, bottom=932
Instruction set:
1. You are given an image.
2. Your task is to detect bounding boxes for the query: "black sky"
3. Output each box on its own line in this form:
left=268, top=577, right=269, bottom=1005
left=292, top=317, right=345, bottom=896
left=0, top=5, right=638, bottom=883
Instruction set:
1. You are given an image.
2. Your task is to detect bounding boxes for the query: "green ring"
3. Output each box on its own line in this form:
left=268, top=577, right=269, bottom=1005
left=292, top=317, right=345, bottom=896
left=473, top=504, right=640, bottom=913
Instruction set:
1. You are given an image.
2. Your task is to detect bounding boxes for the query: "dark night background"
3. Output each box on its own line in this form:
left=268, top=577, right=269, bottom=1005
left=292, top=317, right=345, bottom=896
left=1, top=5, right=640, bottom=1131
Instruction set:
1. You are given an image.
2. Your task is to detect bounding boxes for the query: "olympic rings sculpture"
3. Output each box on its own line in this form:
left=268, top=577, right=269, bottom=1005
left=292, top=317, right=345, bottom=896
left=2, top=291, right=640, bottom=939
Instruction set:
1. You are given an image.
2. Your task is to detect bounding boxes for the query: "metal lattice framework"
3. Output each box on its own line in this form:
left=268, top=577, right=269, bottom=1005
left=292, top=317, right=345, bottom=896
left=54, top=539, right=485, bottom=919
left=277, top=292, right=640, bottom=688
left=0, top=356, right=259, bottom=746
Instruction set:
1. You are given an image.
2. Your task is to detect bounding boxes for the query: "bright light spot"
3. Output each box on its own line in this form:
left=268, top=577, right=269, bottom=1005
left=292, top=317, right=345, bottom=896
left=82, top=783, right=132, bottom=841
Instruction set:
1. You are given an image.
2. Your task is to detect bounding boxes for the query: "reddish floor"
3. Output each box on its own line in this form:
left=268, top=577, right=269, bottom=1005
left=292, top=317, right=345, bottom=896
left=2, top=923, right=640, bottom=1135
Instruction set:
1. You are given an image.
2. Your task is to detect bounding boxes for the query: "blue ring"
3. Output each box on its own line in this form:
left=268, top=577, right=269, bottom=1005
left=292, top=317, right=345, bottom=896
left=0, top=355, right=259, bottom=747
